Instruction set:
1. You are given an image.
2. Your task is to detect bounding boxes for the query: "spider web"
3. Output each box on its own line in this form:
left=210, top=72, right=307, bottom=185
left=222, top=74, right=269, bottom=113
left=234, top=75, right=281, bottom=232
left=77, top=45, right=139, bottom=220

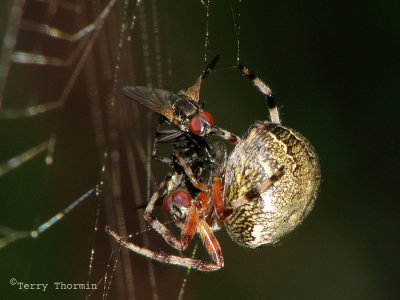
left=0, top=0, right=192, bottom=299
left=0, top=1, right=246, bottom=299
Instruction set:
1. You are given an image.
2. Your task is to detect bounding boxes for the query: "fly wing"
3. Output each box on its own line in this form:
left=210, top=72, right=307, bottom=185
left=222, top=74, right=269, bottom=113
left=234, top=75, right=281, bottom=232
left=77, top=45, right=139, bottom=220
left=122, top=86, right=175, bottom=120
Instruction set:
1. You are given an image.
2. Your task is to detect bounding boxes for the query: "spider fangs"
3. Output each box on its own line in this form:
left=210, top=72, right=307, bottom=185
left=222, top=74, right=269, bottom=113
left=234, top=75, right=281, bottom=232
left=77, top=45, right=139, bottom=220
left=106, top=64, right=321, bottom=271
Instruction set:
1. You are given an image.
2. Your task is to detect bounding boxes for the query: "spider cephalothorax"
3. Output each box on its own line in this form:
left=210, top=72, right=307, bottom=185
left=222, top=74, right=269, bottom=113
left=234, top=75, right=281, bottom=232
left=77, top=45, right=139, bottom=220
left=106, top=62, right=321, bottom=272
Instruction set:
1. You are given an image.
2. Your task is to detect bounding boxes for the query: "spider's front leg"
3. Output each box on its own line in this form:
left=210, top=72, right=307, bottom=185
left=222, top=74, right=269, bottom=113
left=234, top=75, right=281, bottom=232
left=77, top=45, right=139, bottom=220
left=105, top=224, right=223, bottom=271
left=175, top=153, right=210, bottom=192
left=237, top=64, right=280, bottom=124
left=142, top=174, right=191, bottom=251
left=211, top=176, right=233, bottom=221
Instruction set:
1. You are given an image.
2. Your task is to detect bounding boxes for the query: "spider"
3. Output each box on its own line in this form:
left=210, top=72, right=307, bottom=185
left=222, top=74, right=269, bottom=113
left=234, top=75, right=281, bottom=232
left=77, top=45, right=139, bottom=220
left=106, top=64, right=321, bottom=271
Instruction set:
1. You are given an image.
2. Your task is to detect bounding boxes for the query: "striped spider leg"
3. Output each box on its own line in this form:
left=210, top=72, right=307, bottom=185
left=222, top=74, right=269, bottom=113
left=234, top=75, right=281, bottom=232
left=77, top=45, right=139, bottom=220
left=236, top=64, right=280, bottom=124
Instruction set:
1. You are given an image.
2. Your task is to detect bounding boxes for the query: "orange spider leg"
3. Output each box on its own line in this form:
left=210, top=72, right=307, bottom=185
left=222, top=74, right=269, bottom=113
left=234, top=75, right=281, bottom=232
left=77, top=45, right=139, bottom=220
left=212, top=176, right=232, bottom=221
left=197, top=218, right=224, bottom=268
left=179, top=191, right=224, bottom=268
left=179, top=191, right=213, bottom=249
left=180, top=204, right=199, bottom=249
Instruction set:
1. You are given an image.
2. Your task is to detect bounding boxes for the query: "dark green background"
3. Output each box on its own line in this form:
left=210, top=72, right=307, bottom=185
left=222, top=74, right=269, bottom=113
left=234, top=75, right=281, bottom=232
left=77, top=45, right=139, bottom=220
left=1, top=1, right=399, bottom=299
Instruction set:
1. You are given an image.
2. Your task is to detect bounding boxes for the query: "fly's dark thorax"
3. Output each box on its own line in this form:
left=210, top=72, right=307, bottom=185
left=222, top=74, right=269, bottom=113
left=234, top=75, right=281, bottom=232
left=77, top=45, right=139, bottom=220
left=223, top=121, right=321, bottom=248
left=172, top=95, right=201, bottom=126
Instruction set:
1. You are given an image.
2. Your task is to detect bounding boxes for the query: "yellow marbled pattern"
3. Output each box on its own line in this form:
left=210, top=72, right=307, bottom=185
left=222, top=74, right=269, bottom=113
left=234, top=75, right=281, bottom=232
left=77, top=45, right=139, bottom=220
left=223, top=121, right=321, bottom=248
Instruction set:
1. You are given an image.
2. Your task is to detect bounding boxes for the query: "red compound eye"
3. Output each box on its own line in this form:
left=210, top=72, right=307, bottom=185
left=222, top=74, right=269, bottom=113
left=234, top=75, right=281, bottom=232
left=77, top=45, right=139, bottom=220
left=189, top=111, right=214, bottom=135
left=171, top=190, right=191, bottom=208
left=199, top=111, right=214, bottom=125
left=163, top=191, right=191, bottom=214
left=189, top=116, right=202, bottom=135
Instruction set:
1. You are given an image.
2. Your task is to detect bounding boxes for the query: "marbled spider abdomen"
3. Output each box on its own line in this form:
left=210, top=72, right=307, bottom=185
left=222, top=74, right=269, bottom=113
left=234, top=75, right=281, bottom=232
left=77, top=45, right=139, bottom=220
left=224, top=121, right=321, bottom=248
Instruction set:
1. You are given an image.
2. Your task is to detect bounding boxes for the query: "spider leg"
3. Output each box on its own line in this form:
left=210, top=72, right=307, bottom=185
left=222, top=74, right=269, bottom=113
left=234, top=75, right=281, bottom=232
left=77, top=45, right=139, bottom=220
left=143, top=176, right=185, bottom=250
left=257, top=165, right=285, bottom=194
left=175, top=153, right=209, bottom=192
left=185, top=191, right=224, bottom=268
left=197, top=218, right=224, bottom=268
left=237, top=64, right=280, bottom=124
left=179, top=204, right=199, bottom=249
left=210, top=126, right=241, bottom=145
left=105, top=226, right=223, bottom=271
left=175, top=205, right=224, bottom=268
left=212, top=176, right=233, bottom=221
left=230, top=166, right=285, bottom=210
